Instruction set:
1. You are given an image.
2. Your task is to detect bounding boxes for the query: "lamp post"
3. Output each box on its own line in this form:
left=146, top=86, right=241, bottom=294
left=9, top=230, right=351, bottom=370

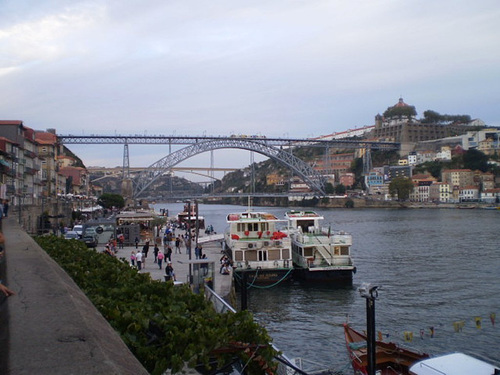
left=359, top=283, right=379, bottom=375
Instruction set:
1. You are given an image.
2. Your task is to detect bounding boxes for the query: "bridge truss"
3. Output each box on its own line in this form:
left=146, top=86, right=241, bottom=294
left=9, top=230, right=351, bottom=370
left=131, top=138, right=328, bottom=197
left=58, top=134, right=400, bottom=198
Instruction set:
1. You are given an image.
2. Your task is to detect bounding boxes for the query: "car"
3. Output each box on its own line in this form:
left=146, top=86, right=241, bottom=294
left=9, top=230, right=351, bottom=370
left=64, top=231, right=79, bottom=240
left=80, top=234, right=98, bottom=248
left=72, top=225, right=83, bottom=237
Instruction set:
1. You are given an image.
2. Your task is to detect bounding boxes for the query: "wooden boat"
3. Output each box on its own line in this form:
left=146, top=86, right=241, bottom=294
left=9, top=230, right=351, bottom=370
left=343, top=324, right=429, bottom=375
left=285, top=210, right=355, bottom=283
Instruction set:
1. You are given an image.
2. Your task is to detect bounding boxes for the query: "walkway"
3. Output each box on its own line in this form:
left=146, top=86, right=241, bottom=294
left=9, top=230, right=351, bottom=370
left=113, top=233, right=234, bottom=300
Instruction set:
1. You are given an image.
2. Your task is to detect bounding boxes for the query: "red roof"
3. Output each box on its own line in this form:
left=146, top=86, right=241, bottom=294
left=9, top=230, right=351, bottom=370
left=35, top=131, right=57, bottom=145
left=0, top=120, right=23, bottom=125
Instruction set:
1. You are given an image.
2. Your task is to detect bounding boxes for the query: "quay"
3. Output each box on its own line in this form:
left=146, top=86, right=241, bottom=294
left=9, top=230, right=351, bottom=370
left=0, top=218, right=233, bottom=374
left=113, top=233, right=233, bottom=300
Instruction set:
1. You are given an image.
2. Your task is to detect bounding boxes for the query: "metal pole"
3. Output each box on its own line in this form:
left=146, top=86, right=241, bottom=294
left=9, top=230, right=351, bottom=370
left=359, top=284, right=379, bottom=375
left=241, top=271, right=248, bottom=310
left=187, top=201, right=192, bottom=284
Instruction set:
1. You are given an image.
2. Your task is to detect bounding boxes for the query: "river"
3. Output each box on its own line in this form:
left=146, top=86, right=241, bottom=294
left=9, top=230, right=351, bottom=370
left=153, top=202, right=500, bottom=373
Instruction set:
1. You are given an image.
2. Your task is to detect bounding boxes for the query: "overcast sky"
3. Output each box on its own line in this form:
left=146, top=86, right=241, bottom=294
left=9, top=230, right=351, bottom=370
left=1, top=0, right=499, bottom=176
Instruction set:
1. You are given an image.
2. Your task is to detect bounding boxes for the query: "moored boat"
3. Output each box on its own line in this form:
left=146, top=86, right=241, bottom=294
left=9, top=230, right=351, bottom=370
left=409, top=352, right=500, bottom=375
left=344, top=323, right=429, bottom=375
left=224, top=211, right=293, bottom=287
left=285, top=210, right=355, bottom=283
left=177, top=203, right=205, bottom=230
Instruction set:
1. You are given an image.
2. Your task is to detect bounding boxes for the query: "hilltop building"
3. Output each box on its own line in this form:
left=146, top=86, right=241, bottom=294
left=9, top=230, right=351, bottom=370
left=373, top=97, right=481, bottom=156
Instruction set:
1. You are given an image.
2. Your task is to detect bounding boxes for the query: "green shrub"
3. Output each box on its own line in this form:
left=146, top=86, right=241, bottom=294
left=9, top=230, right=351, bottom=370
left=35, top=236, right=277, bottom=374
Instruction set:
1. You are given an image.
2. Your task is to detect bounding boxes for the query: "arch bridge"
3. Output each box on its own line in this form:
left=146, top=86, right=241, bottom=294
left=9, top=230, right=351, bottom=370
left=58, top=134, right=400, bottom=198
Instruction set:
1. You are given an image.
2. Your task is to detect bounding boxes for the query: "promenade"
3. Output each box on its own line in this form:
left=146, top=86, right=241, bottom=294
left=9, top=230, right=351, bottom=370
left=1, top=218, right=234, bottom=374
left=112, top=233, right=233, bottom=300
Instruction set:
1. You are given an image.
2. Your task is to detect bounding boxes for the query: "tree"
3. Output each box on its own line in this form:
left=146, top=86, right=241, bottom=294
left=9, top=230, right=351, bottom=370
left=463, top=149, right=489, bottom=172
left=335, top=183, right=346, bottom=195
left=324, top=182, right=334, bottom=194
left=97, top=193, right=125, bottom=209
left=388, top=177, right=414, bottom=201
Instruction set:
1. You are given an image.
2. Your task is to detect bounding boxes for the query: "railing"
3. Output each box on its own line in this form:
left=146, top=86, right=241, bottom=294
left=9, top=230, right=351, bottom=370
left=203, top=286, right=314, bottom=375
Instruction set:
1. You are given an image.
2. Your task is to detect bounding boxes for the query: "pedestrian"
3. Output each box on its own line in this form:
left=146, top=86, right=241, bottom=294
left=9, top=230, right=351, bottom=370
left=164, top=262, right=176, bottom=282
left=153, top=244, right=159, bottom=263
left=166, top=245, right=172, bottom=262
left=157, top=251, right=164, bottom=269
left=134, top=236, right=139, bottom=249
left=3, top=199, right=9, bottom=218
left=142, top=240, right=150, bottom=259
left=130, top=251, right=136, bottom=266
left=118, top=233, right=124, bottom=249
left=136, top=250, right=143, bottom=270
left=175, top=236, right=181, bottom=254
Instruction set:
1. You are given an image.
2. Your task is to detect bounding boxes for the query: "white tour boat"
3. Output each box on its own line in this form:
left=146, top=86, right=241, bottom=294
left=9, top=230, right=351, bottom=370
left=224, top=211, right=293, bottom=287
left=285, top=210, right=356, bottom=283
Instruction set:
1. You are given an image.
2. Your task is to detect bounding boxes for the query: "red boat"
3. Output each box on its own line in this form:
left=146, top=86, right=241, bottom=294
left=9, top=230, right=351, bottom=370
left=343, top=324, right=429, bottom=375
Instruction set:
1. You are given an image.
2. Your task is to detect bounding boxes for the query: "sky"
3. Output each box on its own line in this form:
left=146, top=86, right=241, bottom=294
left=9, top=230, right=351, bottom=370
left=1, top=0, right=499, bottom=179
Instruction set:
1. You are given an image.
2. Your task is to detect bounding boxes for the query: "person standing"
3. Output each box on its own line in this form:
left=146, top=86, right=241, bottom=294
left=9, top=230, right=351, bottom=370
left=3, top=199, right=8, bottom=218
left=134, top=236, right=139, bottom=249
left=130, top=251, right=136, bottom=266
left=157, top=251, right=164, bottom=269
left=142, top=240, right=150, bottom=260
left=175, top=236, right=181, bottom=254
left=135, top=250, right=143, bottom=270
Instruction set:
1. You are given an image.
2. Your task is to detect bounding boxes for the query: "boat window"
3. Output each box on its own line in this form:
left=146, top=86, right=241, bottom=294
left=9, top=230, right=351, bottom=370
left=261, top=223, right=269, bottom=231
left=258, top=250, right=268, bottom=261
left=304, top=248, right=313, bottom=257
left=340, top=246, right=349, bottom=256
left=246, top=250, right=257, bottom=261
left=234, top=250, right=244, bottom=261
left=334, top=246, right=341, bottom=255
left=281, top=248, right=290, bottom=259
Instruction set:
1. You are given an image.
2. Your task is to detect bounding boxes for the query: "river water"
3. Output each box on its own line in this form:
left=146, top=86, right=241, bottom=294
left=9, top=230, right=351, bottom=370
left=153, top=203, right=500, bottom=373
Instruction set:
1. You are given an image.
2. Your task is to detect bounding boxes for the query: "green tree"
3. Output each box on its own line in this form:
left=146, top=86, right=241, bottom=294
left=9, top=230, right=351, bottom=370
left=97, top=193, right=125, bottom=209
left=324, top=182, right=334, bottom=194
left=335, top=184, right=346, bottom=195
left=389, top=177, right=414, bottom=201
left=463, top=149, right=489, bottom=172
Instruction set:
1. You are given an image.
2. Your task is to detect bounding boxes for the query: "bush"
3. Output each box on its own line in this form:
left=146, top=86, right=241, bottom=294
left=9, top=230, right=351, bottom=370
left=35, top=236, right=277, bottom=374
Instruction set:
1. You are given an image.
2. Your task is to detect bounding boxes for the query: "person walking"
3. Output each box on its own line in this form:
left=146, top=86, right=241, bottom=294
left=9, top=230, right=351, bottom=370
left=134, top=236, right=139, bottom=249
left=157, top=251, right=164, bottom=269
left=165, top=245, right=172, bottom=263
left=130, top=251, right=136, bottom=266
left=135, top=250, right=143, bottom=270
left=153, top=244, right=159, bottom=263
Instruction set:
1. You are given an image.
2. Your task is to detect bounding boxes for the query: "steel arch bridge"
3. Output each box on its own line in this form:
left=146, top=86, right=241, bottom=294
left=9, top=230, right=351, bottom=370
left=133, top=138, right=327, bottom=198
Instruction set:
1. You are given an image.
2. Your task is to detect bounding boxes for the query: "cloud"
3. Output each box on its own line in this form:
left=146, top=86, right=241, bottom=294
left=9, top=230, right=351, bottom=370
left=1, top=0, right=499, bottom=171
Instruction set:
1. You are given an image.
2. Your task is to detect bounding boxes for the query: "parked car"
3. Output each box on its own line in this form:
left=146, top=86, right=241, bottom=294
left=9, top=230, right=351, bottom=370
left=64, top=231, right=79, bottom=240
left=80, top=234, right=98, bottom=248
left=72, top=225, right=83, bottom=238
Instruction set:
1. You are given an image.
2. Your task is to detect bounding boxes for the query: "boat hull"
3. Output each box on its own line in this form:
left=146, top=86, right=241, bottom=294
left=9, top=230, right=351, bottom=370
left=293, top=267, right=354, bottom=283
left=343, top=324, right=429, bottom=375
left=233, top=268, right=294, bottom=288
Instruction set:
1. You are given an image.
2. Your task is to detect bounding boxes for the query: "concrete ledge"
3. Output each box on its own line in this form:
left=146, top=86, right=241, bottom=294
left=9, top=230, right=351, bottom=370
left=1, top=218, right=148, bottom=375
